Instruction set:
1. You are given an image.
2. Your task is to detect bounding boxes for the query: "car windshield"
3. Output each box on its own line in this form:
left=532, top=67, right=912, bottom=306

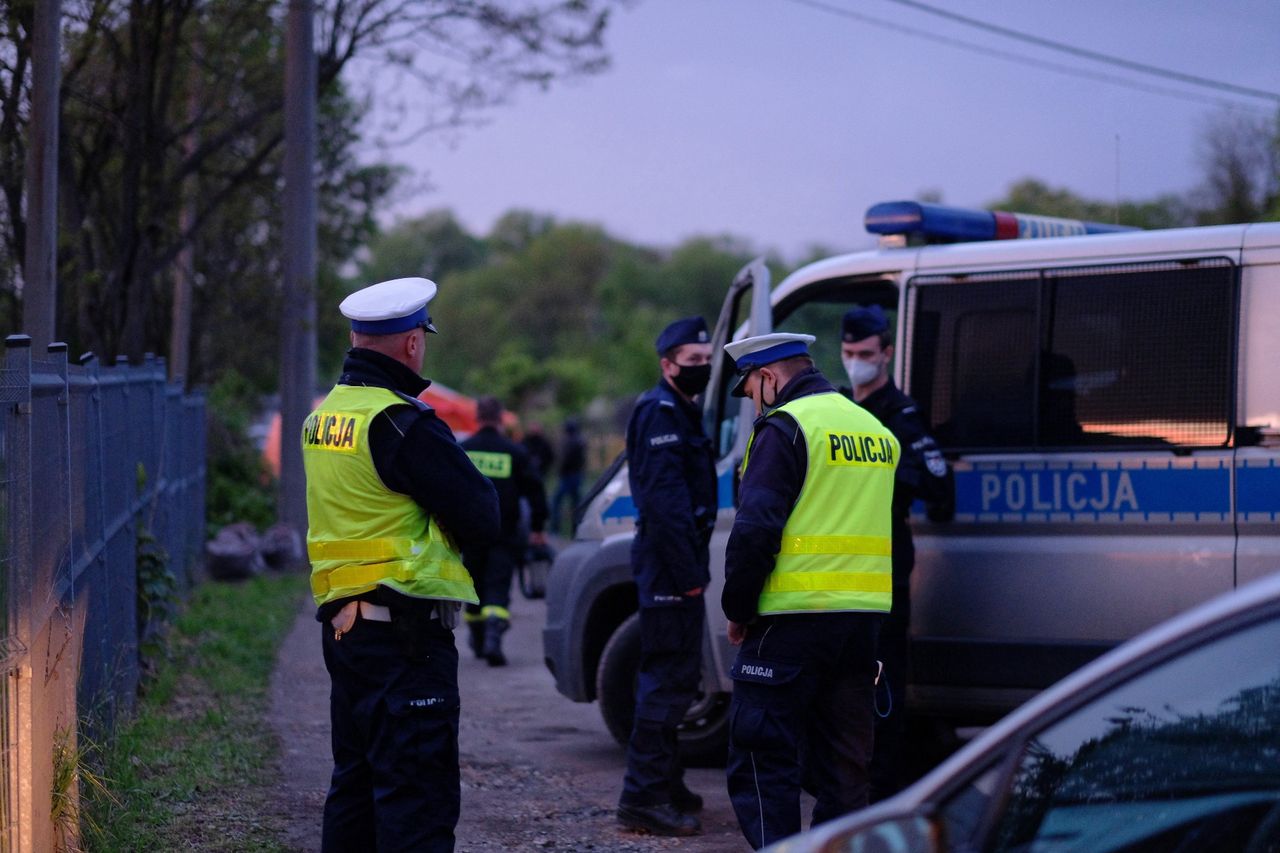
left=978, top=614, right=1280, bottom=852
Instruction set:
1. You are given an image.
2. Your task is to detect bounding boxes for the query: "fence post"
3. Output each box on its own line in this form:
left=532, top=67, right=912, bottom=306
left=4, top=335, right=34, bottom=853
left=48, top=344, right=73, bottom=597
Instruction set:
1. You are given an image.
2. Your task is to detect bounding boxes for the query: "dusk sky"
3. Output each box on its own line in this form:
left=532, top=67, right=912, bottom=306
left=360, top=0, right=1280, bottom=261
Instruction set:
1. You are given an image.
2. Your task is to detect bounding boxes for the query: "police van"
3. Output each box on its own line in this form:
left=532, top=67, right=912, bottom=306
left=542, top=201, right=1280, bottom=762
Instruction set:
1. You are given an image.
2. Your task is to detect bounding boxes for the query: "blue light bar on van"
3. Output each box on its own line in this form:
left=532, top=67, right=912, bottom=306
left=865, top=201, right=1137, bottom=242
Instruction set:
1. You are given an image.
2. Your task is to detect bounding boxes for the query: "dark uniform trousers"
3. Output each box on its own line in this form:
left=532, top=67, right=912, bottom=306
left=321, top=615, right=460, bottom=853
left=870, top=535, right=913, bottom=801
left=726, top=612, right=882, bottom=850
left=464, top=537, right=521, bottom=618
left=621, top=597, right=705, bottom=805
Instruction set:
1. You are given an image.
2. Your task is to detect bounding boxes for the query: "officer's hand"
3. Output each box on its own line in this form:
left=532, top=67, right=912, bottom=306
left=684, top=587, right=703, bottom=597
left=727, top=621, right=747, bottom=646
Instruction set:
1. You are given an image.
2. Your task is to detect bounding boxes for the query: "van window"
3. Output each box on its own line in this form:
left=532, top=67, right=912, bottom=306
left=909, top=259, right=1236, bottom=450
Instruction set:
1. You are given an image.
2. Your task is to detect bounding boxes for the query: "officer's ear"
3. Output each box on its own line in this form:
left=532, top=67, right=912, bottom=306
left=883, top=342, right=895, bottom=362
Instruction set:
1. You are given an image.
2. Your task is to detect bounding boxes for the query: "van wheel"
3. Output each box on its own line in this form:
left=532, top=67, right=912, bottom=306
left=595, top=612, right=731, bottom=767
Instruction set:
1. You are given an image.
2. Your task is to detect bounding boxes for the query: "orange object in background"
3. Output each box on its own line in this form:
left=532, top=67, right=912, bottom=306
left=262, top=382, right=518, bottom=478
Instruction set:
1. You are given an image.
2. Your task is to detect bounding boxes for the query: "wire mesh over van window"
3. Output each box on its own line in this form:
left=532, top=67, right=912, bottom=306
left=1045, top=260, right=1234, bottom=447
left=909, top=258, right=1235, bottom=450
left=910, top=277, right=1040, bottom=449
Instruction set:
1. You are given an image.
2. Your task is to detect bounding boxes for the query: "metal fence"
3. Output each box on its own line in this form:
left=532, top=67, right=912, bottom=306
left=0, top=335, right=206, bottom=852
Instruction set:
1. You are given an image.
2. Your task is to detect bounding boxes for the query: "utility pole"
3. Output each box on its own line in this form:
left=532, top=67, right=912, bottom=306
left=170, top=69, right=201, bottom=385
left=279, top=0, right=317, bottom=534
left=22, top=0, right=61, bottom=351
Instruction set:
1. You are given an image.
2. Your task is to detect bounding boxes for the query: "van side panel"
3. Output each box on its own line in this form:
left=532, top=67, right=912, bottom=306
left=1236, top=245, right=1280, bottom=587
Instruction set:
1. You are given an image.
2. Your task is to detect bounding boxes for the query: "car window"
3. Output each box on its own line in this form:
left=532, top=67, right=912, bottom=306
left=974, top=615, right=1280, bottom=852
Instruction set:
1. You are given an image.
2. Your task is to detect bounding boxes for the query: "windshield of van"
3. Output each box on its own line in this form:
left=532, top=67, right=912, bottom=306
left=772, top=277, right=902, bottom=392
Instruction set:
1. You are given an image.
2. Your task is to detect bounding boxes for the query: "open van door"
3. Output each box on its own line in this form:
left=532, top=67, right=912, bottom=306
left=700, top=257, right=772, bottom=700
left=705, top=257, right=772, bottom=463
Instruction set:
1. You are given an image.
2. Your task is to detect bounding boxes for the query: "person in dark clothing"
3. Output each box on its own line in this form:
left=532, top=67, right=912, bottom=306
left=616, top=316, right=718, bottom=838
left=519, top=421, right=556, bottom=480
left=550, top=418, right=587, bottom=534
left=461, top=396, right=549, bottom=666
left=721, top=332, right=898, bottom=850
left=303, top=277, right=500, bottom=853
left=840, top=305, right=954, bottom=802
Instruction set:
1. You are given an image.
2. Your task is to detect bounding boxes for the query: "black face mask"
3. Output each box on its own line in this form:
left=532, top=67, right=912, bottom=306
left=671, top=362, right=711, bottom=397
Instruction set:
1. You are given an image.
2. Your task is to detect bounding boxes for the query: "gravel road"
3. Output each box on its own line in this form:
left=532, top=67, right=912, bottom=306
left=269, top=589, right=755, bottom=852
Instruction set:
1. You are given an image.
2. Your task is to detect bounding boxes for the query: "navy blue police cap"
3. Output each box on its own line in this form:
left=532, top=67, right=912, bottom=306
left=655, top=316, right=710, bottom=355
left=842, top=305, right=889, bottom=342
left=340, top=277, right=439, bottom=335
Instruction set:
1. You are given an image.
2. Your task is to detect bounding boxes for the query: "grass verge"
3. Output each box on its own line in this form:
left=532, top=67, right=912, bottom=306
left=85, top=573, right=308, bottom=852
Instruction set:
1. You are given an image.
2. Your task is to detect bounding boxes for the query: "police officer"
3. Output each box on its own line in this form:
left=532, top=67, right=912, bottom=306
left=840, top=305, right=953, bottom=801
left=617, top=316, right=718, bottom=838
left=460, top=395, right=549, bottom=666
left=721, top=332, right=899, bottom=850
left=303, top=277, right=500, bottom=852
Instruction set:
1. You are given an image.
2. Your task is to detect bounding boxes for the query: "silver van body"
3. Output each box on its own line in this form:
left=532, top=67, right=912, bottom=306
left=543, top=219, right=1280, bottom=750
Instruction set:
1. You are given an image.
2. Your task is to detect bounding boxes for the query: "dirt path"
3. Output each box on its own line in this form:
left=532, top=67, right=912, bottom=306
left=268, top=590, right=750, bottom=852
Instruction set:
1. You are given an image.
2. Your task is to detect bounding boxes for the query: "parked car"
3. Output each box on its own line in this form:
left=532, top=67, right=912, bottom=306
left=543, top=202, right=1280, bottom=763
left=763, top=570, right=1280, bottom=852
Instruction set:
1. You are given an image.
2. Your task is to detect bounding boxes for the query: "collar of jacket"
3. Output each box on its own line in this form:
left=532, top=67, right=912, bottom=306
left=339, top=347, right=430, bottom=398
left=857, top=376, right=904, bottom=414
left=657, top=377, right=703, bottom=420
left=771, top=366, right=835, bottom=408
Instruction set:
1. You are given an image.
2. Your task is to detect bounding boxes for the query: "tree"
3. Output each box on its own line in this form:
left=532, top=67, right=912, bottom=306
left=987, top=179, right=1195, bottom=230
left=0, top=0, right=623, bottom=376
left=359, top=209, right=487, bottom=287
left=1194, top=108, right=1280, bottom=225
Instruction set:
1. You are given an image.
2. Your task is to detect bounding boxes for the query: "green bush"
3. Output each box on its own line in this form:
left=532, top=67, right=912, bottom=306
left=205, top=371, right=276, bottom=539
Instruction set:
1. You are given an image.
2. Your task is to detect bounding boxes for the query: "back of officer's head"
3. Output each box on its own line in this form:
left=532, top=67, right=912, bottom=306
left=476, top=395, right=504, bottom=426
left=341, top=277, right=439, bottom=372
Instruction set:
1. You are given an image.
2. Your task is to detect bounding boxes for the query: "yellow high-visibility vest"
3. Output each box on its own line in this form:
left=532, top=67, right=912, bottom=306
left=302, top=384, right=478, bottom=606
left=743, top=391, right=899, bottom=615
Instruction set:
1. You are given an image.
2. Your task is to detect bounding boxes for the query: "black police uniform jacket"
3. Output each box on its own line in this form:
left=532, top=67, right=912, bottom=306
left=460, top=425, right=549, bottom=545
left=314, top=348, right=500, bottom=624
left=843, top=378, right=953, bottom=582
left=626, top=378, right=717, bottom=606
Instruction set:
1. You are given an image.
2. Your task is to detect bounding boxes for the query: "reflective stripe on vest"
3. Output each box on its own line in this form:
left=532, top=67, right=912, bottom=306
left=303, top=385, right=479, bottom=606
left=744, top=391, right=899, bottom=615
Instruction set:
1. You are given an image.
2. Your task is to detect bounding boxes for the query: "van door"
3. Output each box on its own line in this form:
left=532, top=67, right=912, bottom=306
left=1234, top=240, right=1280, bottom=587
left=702, top=258, right=772, bottom=692
left=903, top=256, right=1241, bottom=721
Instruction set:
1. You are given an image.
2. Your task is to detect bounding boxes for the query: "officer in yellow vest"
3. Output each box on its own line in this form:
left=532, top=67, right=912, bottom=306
left=720, top=332, right=899, bottom=850
left=303, top=276, right=500, bottom=852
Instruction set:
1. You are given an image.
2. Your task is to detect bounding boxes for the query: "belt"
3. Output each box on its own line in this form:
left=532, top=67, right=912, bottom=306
left=330, top=600, right=452, bottom=638
left=356, top=601, right=391, bottom=621
left=330, top=600, right=392, bottom=640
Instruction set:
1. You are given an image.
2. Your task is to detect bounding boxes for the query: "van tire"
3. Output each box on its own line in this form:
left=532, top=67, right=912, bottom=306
left=595, top=612, right=731, bottom=767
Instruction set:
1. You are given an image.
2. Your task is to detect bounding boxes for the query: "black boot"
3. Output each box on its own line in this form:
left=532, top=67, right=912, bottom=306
left=482, top=616, right=509, bottom=667
left=617, top=802, right=701, bottom=836
left=670, top=778, right=703, bottom=814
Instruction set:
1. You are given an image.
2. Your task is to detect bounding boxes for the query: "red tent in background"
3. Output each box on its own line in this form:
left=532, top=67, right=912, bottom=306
left=262, top=381, right=518, bottom=478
